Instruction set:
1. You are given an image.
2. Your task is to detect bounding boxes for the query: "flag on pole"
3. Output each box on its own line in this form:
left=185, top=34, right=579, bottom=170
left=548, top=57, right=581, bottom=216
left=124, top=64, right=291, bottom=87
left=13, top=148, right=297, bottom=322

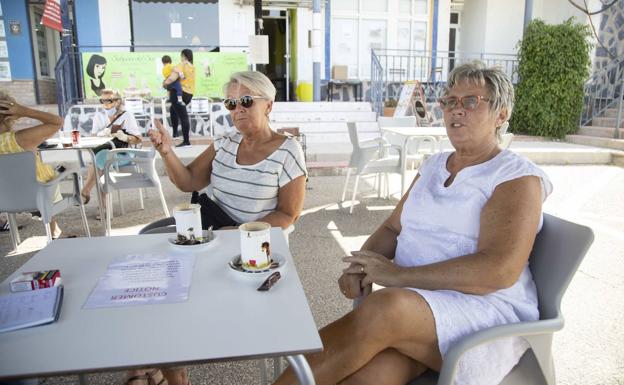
left=41, top=0, right=62, bottom=32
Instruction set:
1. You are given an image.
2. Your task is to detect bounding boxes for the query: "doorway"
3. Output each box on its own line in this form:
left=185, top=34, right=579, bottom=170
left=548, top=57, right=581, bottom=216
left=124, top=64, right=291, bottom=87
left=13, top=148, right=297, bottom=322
left=28, top=2, right=62, bottom=104
left=262, top=9, right=291, bottom=101
left=448, top=11, right=460, bottom=72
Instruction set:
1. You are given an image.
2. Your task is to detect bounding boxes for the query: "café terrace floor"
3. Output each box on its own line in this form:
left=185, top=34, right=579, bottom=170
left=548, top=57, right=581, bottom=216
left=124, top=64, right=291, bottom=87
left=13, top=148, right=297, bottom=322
left=1, top=158, right=623, bottom=385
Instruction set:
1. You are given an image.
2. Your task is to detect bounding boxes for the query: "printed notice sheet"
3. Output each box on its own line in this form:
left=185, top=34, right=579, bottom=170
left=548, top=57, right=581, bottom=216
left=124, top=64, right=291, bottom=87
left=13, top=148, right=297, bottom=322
left=84, top=254, right=195, bottom=309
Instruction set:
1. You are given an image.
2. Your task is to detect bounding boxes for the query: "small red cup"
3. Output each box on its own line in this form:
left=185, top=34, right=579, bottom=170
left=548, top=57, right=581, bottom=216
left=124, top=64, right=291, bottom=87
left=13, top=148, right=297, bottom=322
left=71, top=130, right=80, bottom=145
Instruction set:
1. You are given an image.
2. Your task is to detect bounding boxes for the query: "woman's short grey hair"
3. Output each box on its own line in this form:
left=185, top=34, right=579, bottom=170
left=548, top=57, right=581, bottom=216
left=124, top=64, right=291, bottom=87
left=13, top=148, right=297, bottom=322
left=446, top=60, right=514, bottom=120
left=223, top=71, right=276, bottom=101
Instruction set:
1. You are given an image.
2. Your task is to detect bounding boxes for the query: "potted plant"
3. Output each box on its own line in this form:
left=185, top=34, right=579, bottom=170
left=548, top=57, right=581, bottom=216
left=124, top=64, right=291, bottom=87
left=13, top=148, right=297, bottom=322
left=383, top=98, right=398, bottom=117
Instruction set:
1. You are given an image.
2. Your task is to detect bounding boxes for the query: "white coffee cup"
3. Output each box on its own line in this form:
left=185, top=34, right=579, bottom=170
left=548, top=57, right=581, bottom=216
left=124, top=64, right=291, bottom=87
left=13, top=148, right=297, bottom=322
left=239, top=222, right=271, bottom=270
left=173, top=203, right=203, bottom=241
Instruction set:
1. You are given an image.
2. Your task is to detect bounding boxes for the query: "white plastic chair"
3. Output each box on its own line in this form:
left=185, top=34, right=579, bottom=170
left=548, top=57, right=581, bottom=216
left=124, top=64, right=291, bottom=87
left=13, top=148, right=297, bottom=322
left=124, top=97, right=154, bottom=135
left=341, top=122, right=403, bottom=214
left=500, top=133, right=514, bottom=149
left=378, top=116, right=436, bottom=169
left=354, top=213, right=594, bottom=385
left=101, top=148, right=169, bottom=236
left=189, top=97, right=213, bottom=137
left=0, top=152, right=91, bottom=249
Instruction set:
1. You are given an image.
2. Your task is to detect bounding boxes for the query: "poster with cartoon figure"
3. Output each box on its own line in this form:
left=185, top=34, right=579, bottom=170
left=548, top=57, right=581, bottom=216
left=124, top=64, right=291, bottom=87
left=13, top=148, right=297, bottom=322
left=81, top=52, right=248, bottom=99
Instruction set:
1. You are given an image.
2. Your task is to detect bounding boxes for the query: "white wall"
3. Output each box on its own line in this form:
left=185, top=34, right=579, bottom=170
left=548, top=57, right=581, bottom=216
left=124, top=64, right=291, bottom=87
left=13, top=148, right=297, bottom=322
left=98, top=0, right=132, bottom=51
left=534, top=0, right=601, bottom=25
left=459, top=0, right=487, bottom=54
left=218, top=0, right=255, bottom=53
left=437, top=0, right=451, bottom=52
left=483, top=0, right=524, bottom=54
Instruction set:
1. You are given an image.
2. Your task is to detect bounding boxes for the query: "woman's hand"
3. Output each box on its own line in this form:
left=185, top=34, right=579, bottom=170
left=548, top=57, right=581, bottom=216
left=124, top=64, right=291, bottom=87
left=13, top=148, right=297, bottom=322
left=343, top=250, right=402, bottom=287
left=148, top=119, right=173, bottom=155
left=112, top=130, right=129, bottom=142
left=338, top=265, right=368, bottom=299
left=0, top=100, right=28, bottom=119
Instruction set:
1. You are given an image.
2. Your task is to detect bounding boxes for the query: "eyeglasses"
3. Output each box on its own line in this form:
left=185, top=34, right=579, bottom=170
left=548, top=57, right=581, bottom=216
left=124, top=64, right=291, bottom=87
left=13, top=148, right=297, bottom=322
left=223, top=95, right=266, bottom=111
left=438, top=95, right=491, bottom=111
left=99, top=98, right=119, bottom=104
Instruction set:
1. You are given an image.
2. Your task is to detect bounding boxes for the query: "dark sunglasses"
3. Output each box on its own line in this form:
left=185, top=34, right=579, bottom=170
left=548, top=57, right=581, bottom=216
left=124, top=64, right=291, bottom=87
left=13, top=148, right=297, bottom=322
left=223, top=95, right=266, bottom=111
left=99, top=98, right=119, bottom=104
left=438, top=95, right=491, bottom=111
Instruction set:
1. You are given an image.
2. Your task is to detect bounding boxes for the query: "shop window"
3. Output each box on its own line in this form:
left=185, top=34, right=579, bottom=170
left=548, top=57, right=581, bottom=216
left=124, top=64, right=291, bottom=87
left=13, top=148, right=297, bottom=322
left=130, top=0, right=219, bottom=48
left=333, top=0, right=358, bottom=12
left=362, top=0, right=387, bottom=13
left=359, top=19, right=387, bottom=78
left=332, top=18, right=358, bottom=78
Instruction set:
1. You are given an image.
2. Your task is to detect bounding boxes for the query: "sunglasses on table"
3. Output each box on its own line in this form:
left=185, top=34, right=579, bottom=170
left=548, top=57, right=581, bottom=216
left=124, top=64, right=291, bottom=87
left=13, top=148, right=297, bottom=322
left=223, top=95, right=266, bottom=111
left=438, top=95, right=491, bottom=111
left=99, top=98, right=120, bottom=104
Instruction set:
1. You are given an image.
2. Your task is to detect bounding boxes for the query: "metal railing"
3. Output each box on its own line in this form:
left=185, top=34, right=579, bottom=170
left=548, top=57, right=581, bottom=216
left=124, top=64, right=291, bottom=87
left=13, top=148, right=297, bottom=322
left=579, top=59, right=624, bottom=139
left=54, top=50, right=83, bottom=117
left=370, top=49, right=518, bottom=115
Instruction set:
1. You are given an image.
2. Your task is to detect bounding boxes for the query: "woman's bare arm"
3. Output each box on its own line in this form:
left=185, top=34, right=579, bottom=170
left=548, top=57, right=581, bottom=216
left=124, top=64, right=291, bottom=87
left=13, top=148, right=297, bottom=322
left=258, top=175, right=306, bottom=229
left=166, top=145, right=215, bottom=192
left=149, top=119, right=213, bottom=192
left=0, top=102, right=62, bottom=150
left=345, top=175, right=544, bottom=295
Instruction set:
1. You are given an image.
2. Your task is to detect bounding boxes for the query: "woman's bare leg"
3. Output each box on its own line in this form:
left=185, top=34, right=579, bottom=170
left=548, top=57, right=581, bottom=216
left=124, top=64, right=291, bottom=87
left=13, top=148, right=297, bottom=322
left=81, top=167, right=96, bottom=198
left=339, top=348, right=428, bottom=385
left=273, top=288, right=441, bottom=385
left=161, top=367, right=189, bottom=385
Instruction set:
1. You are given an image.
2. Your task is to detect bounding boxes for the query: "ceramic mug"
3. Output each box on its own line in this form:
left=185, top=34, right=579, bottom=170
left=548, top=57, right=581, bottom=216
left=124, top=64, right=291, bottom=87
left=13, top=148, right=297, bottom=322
left=239, top=222, right=271, bottom=270
left=173, top=203, right=203, bottom=242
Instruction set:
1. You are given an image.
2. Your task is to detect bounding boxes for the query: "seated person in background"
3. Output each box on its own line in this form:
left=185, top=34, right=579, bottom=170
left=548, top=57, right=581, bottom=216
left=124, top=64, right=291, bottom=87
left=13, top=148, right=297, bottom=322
left=274, top=61, right=553, bottom=385
left=161, top=55, right=184, bottom=106
left=149, top=70, right=307, bottom=230
left=0, top=91, right=65, bottom=238
left=80, top=89, right=142, bottom=218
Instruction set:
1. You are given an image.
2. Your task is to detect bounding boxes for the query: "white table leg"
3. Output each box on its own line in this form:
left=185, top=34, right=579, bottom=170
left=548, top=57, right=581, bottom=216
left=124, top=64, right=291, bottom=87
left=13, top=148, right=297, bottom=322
left=286, top=355, right=315, bottom=385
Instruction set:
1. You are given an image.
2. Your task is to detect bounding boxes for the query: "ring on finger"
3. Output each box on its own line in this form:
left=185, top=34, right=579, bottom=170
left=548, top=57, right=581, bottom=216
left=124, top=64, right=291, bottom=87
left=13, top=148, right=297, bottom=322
left=360, top=266, right=364, bottom=273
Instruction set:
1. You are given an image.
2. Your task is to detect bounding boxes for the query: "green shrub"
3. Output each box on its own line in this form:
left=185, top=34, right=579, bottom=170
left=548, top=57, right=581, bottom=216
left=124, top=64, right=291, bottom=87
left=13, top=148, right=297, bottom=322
left=510, top=18, right=592, bottom=138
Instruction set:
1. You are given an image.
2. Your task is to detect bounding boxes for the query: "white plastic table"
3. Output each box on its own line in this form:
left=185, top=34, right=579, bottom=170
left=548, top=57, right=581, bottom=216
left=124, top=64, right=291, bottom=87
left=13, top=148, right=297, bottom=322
left=44, top=136, right=113, bottom=223
left=381, top=126, right=448, bottom=193
left=0, top=229, right=322, bottom=384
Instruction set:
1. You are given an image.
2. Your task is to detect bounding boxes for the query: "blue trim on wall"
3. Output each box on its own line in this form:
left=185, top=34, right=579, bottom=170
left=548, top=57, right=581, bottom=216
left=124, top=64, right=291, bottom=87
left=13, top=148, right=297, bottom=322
left=324, top=0, right=331, bottom=80
left=1, top=0, right=35, bottom=79
left=74, top=0, right=101, bottom=51
left=430, top=0, right=439, bottom=82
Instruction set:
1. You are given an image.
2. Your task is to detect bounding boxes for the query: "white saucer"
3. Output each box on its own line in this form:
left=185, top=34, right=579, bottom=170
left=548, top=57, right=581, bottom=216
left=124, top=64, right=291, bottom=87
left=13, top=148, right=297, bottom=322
left=168, top=232, right=217, bottom=250
left=228, top=253, right=286, bottom=274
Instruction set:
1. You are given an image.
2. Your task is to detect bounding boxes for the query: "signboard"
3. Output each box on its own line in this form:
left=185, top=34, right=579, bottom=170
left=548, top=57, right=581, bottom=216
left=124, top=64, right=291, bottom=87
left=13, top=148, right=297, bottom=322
left=8, top=20, right=21, bottom=35
left=394, top=80, right=429, bottom=126
left=41, top=0, right=62, bottom=32
left=81, top=52, right=248, bottom=99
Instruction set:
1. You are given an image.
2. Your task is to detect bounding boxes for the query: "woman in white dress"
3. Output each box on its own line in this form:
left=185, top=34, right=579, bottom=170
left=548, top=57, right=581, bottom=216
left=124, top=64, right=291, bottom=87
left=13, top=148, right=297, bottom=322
left=274, top=61, right=553, bottom=385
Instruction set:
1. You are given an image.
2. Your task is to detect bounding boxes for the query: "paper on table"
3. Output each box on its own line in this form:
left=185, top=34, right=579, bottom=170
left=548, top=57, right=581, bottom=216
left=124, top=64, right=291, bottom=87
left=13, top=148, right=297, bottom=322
left=83, top=254, right=195, bottom=309
left=0, top=286, right=63, bottom=333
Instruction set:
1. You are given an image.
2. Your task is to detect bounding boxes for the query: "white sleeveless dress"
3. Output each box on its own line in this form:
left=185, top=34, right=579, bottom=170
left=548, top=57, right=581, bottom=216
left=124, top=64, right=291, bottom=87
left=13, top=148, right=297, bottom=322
left=395, top=149, right=553, bottom=385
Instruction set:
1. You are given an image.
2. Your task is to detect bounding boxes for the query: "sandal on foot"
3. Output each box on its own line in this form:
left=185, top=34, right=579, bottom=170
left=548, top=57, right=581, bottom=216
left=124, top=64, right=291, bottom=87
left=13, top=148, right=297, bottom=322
left=81, top=192, right=91, bottom=205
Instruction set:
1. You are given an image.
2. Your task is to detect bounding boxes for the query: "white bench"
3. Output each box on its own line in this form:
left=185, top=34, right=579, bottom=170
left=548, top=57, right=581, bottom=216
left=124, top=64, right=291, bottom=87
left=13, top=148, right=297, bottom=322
left=269, top=102, right=380, bottom=145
